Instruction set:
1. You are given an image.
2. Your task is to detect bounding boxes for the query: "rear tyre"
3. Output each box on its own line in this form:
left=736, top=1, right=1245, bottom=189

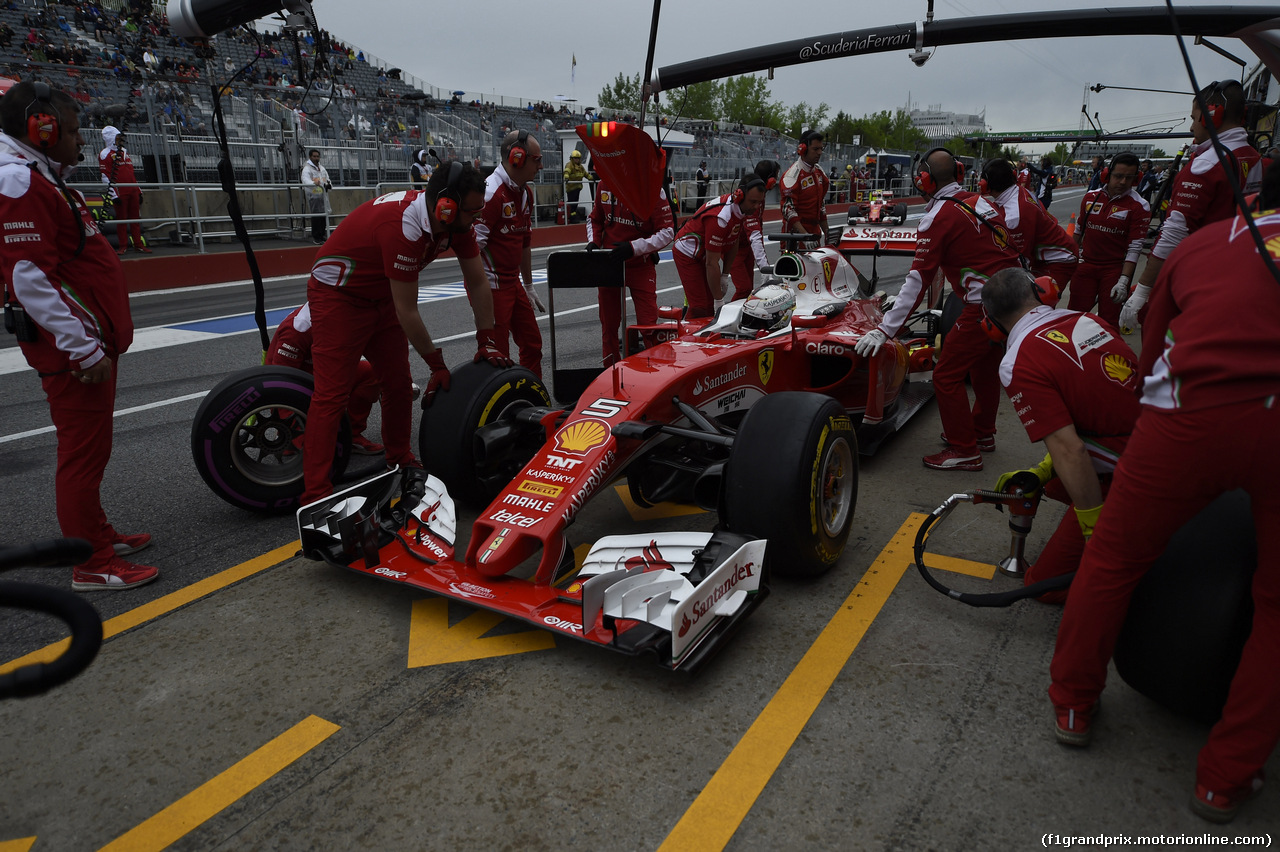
left=722, top=393, right=858, bottom=578
left=419, top=361, right=552, bottom=507
left=191, top=366, right=350, bottom=514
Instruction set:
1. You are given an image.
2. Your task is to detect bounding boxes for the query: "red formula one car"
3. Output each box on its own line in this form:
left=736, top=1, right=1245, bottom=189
left=851, top=189, right=909, bottom=226
left=297, top=235, right=943, bottom=672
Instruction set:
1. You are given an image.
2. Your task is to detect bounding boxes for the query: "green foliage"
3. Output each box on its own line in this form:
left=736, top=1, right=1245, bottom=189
left=1150, top=148, right=1168, bottom=159
left=845, top=109, right=929, bottom=151
left=825, top=110, right=858, bottom=145
left=944, top=134, right=975, bottom=156
left=1049, top=143, right=1073, bottom=165
left=784, top=101, right=830, bottom=139
left=598, top=72, right=641, bottom=114
left=675, top=80, right=722, bottom=121
left=720, top=75, right=783, bottom=129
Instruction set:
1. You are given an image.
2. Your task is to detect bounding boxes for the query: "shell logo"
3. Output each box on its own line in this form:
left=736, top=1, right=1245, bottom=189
left=554, top=418, right=610, bottom=455
left=1267, top=234, right=1280, bottom=261
left=1102, top=352, right=1134, bottom=385
left=1046, top=330, right=1070, bottom=344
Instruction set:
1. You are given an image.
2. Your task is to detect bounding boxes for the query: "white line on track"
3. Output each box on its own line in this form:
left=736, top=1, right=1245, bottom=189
left=0, top=391, right=209, bottom=445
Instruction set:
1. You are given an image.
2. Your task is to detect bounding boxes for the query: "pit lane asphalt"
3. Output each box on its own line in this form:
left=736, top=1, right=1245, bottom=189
left=4, top=191, right=1272, bottom=850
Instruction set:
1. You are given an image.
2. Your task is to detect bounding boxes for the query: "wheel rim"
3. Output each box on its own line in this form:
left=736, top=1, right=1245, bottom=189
left=819, top=437, right=855, bottom=538
left=230, top=404, right=307, bottom=486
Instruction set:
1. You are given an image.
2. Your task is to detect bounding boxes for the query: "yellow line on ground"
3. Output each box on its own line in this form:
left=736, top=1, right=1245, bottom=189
left=926, top=553, right=997, bottom=579
left=0, top=541, right=301, bottom=677
left=658, top=514, right=928, bottom=852
left=0, top=838, right=37, bottom=852
left=97, top=715, right=339, bottom=852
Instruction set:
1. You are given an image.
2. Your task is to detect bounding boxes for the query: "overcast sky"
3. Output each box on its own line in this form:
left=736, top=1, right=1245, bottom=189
left=310, top=0, right=1275, bottom=153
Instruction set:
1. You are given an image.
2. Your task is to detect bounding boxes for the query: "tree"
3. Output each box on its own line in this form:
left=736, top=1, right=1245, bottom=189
left=848, top=109, right=928, bottom=151
left=825, top=110, right=859, bottom=146
left=598, top=72, right=641, bottom=114
left=672, top=80, right=721, bottom=121
left=1049, top=142, right=1073, bottom=165
left=784, top=101, right=830, bottom=139
left=1150, top=148, right=1169, bottom=159
left=945, top=134, right=975, bottom=156
left=720, top=74, right=783, bottom=129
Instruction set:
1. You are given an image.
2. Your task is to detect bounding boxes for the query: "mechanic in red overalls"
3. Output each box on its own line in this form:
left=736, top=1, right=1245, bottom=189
left=983, top=159, right=1078, bottom=296
left=1120, top=80, right=1260, bottom=330
left=780, top=130, right=830, bottom=245
left=855, top=148, right=1023, bottom=471
left=981, top=268, right=1138, bottom=603
left=98, top=125, right=148, bottom=254
left=1, top=82, right=155, bottom=590
left=1050, top=163, right=1280, bottom=824
left=1066, top=152, right=1150, bottom=328
left=672, top=176, right=767, bottom=319
left=585, top=177, right=674, bottom=366
left=301, top=162, right=509, bottom=504
left=727, top=159, right=781, bottom=301
left=265, top=302, right=385, bottom=454
left=476, top=130, right=544, bottom=377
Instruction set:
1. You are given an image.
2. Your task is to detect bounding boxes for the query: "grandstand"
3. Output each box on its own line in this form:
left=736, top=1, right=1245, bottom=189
left=0, top=0, right=878, bottom=245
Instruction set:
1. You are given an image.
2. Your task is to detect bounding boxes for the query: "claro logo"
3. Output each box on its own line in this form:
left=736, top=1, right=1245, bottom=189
left=805, top=341, right=847, bottom=356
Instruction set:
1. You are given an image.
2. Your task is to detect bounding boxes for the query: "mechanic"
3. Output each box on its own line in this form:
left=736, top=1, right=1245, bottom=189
left=696, top=160, right=710, bottom=205
left=1086, top=155, right=1104, bottom=191
left=983, top=159, right=1077, bottom=294
left=563, top=149, right=588, bottom=223
left=780, top=130, right=830, bottom=246
left=301, top=148, right=332, bottom=245
left=855, top=148, right=1023, bottom=471
left=981, top=268, right=1139, bottom=603
left=265, top=302, right=386, bottom=455
left=1120, top=80, right=1261, bottom=331
left=98, top=125, right=148, bottom=254
left=727, top=159, right=781, bottom=301
left=1070, top=152, right=1149, bottom=328
left=409, top=149, right=432, bottom=189
left=1016, top=158, right=1032, bottom=190
left=1049, top=158, right=1280, bottom=825
left=0, top=82, right=156, bottom=590
left=476, top=129, right=544, bottom=377
left=301, top=162, right=510, bottom=504
left=585, top=175, right=675, bottom=366
left=672, top=175, right=767, bottom=320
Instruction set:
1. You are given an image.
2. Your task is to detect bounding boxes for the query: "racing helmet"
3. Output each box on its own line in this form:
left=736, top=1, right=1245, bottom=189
left=741, top=284, right=796, bottom=333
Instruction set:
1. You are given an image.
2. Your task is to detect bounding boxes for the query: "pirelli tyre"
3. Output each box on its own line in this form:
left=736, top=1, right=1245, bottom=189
left=419, top=361, right=552, bottom=508
left=892, top=203, right=908, bottom=223
left=191, top=366, right=351, bottom=514
left=722, top=392, right=858, bottom=578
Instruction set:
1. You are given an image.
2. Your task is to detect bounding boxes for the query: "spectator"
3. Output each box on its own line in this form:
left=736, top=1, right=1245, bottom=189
left=300, top=148, right=331, bottom=244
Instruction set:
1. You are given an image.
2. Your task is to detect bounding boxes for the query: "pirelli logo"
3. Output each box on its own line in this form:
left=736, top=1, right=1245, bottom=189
left=518, top=480, right=563, bottom=498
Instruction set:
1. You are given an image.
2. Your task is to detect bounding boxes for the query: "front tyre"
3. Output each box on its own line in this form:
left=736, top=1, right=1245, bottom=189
left=191, top=366, right=351, bottom=514
left=722, top=393, right=858, bottom=578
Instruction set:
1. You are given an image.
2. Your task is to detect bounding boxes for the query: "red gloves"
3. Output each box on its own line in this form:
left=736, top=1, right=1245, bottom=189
left=423, top=348, right=450, bottom=407
left=474, top=328, right=513, bottom=368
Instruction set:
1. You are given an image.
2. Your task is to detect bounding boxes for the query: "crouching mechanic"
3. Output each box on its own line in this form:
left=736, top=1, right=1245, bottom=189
left=0, top=82, right=156, bottom=590
left=301, top=162, right=510, bottom=504
left=728, top=159, right=781, bottom=302
left=856, top=148, right=1023, bottom=471
left=1049, top=157, right=1280, bottom=825
left=981, top=268, right=1139, bottom=603
left=266, top=302, right=386, bottom=455
left=585, top=176, right=674, bottom=366
left=673, top=175, right=767, bottom=319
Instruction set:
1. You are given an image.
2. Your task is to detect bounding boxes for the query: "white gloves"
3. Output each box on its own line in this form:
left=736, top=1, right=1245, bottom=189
left=854, top=329, right=888, bottom=357
left=718, top=273, right=732, bottom=300
left=1118, top=283, right=1151, bottom=333
left=524, top=282, right=546, bottom=314
left=1109, top=274, right=1131, bottom=304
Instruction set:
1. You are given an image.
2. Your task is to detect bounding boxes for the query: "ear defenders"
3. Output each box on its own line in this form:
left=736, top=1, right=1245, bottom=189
left=980, top=275, right=1062, bottom=343
left=434, top=160, right=464, bottom=225
left=1099, top=153, right=1118, bottom=185
left=26, top=82, right=60, bottom=149
left=733, top=176, right=766, bottom=204
left=914, top=147, right=965, bottom=196
left=1200, top=80, right=1230, bottom=130
left=507, top=129, right=529, bottom=169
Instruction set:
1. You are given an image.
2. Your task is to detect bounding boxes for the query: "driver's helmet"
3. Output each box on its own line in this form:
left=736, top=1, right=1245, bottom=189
left=741, top=284, right=797, bottom=333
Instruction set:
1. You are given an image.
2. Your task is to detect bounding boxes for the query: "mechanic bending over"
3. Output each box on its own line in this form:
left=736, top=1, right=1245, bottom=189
left=981, top=159, right=1078, bottom=297
left=1119, top=80, right=1260, bottom=331
left=476, top=130, right=545, bottom=378
left=0, top=81, right=157, bottom=590
left=856, top=148, right=1023, bottom=472
left=301, top=162, right=511, bottom=505
left=1050, top=154, right=1280, bottom=825
left=780, top=130, right=831, bottom=246
left=727, top=159, right=782, bottom=302
left=672, top=175, right=767, bottom=320
left=266, top=302, right=388, bottom=455
left=980, top=268, right=1139, bottom=604
left=585, top=175, right=674, bottom=367
left=1069, top=152, right=1150, bottom=330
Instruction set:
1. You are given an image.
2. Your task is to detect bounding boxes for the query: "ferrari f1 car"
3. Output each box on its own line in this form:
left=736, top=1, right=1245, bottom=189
left=296, top=227, right=944, bottom=672
left=851, top=189, right=909, bottom=226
